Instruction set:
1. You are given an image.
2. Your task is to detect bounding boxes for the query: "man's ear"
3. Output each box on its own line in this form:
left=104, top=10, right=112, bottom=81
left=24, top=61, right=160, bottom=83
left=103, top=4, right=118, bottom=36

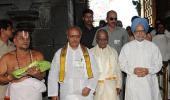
left=82, top=16, right=85, bottom=21
left=106, top=17, right=108, bottom=21
left=0, top=28, right=4, bottom=33
left=66, top=32, right=68, bottom=39
left=96, top=39, right=98, bottom=44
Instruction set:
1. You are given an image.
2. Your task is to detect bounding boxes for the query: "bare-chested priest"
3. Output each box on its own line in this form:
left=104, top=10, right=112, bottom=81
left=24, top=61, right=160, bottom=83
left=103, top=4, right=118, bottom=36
left=0, top=28, right=46, bottom=100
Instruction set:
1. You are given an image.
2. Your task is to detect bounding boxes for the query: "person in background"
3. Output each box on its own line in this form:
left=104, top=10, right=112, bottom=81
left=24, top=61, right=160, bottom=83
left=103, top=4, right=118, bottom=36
left=119, top=17, right=162, bottom=100
left=152, top=22, right=169, bottom=92
left=79, top=9, right=97, bottom=49
left=48, top=26, right=98, bottom=100
left=0, top=19, right=15, bottom=59
left=98, top=20, right=107, bottom=28
left=145, top=32, right=152, bottom=41
left=0, top=19, right=15, bottom=100
left=163, top=16, right=170, bottom=99
left=126, top=26, right=134, bottom=41
left=144, top=17, right=153, bottom=41
left=150, top=19, right=161, bottom=37
left=116, top=20, right=123, bottom=27
left=91, top=29, right=122, bottom=100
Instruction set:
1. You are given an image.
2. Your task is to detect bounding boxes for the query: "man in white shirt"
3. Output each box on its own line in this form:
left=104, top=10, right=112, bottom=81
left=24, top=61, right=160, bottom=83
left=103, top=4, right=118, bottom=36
left=152, top=22, right=169, bottom=96
left=0, top=19, right=15, bottom=100
left=152, top=22, right=169, bottom=65
left=48, top=26, right=98, bottom=100
left=119, top=17, right=162, bottom=100
left=91, top=29, right=122, bottom=100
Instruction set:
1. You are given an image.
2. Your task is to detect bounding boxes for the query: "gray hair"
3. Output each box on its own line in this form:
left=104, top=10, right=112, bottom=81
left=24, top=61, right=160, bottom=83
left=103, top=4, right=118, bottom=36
left=96, top=29, right=108, bottom=40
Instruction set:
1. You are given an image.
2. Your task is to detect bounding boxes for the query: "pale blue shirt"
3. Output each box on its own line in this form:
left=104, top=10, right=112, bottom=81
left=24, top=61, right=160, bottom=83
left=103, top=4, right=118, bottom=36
left=93, top=25, right=128, bottom=54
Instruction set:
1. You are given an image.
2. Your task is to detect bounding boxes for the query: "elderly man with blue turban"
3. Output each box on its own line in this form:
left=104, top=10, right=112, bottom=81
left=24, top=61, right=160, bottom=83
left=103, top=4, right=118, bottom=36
left=119, top=17, right=162, bottom=100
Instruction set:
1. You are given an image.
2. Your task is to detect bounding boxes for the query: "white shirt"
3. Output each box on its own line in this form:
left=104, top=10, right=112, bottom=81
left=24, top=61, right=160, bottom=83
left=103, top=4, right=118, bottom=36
left=152, top=34, right=169, bottom=61
left=0, top=39, right=15, bottom=58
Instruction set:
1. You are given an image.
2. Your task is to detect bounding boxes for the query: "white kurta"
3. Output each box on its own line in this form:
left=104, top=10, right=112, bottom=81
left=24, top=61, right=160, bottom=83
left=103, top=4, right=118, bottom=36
left=152, top=34, right=169, bottom=91
left=152, top=34, right=169, bottom=61
left=119, top=40, right=162, bottom=100
left=8, top=78, right=46, bottom=100
left=48, top=44, right=98, bottom=100
left=91, top=45, right=122, bottom=100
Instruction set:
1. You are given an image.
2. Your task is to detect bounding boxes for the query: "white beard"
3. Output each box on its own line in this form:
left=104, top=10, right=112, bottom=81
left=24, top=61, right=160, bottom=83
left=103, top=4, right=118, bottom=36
left=134, top=36, right=145, bottom=42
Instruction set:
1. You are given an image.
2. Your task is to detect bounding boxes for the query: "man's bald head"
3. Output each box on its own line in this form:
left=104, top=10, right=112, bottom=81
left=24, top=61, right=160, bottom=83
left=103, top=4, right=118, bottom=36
left=96, top=29, right=108, bottom=49
left=66, top=26, right=82, bottom=49
left=66, top=26, right=82, bottom=36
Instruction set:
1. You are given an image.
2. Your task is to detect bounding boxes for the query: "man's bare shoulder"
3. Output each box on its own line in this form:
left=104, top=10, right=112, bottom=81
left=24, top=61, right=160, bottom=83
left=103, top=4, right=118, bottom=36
left=0, top=50, right=16, bottom=61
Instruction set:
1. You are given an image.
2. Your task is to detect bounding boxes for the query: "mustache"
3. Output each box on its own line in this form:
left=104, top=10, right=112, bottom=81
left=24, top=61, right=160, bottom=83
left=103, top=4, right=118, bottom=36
left=111, top=22, right=116, bottom=24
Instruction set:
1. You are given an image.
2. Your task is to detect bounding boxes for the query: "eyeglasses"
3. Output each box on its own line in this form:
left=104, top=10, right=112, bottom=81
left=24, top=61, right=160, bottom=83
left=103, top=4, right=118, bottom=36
left=97, top=38, right=108, bottom=42
left=109, top=17, right=117, bottom=21
left=134, top=30, right=145, bottom=33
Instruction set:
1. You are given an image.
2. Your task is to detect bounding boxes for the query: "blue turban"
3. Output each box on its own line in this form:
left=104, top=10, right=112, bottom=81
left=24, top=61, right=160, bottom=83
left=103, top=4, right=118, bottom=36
left=131, top=18, right=149, bottom=33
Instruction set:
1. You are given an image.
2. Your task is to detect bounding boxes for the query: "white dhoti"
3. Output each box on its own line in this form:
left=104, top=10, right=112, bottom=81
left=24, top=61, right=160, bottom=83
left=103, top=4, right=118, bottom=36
left=8, top=78, right=46, bottom=100
left=94, top=80, right=119, bottom=100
